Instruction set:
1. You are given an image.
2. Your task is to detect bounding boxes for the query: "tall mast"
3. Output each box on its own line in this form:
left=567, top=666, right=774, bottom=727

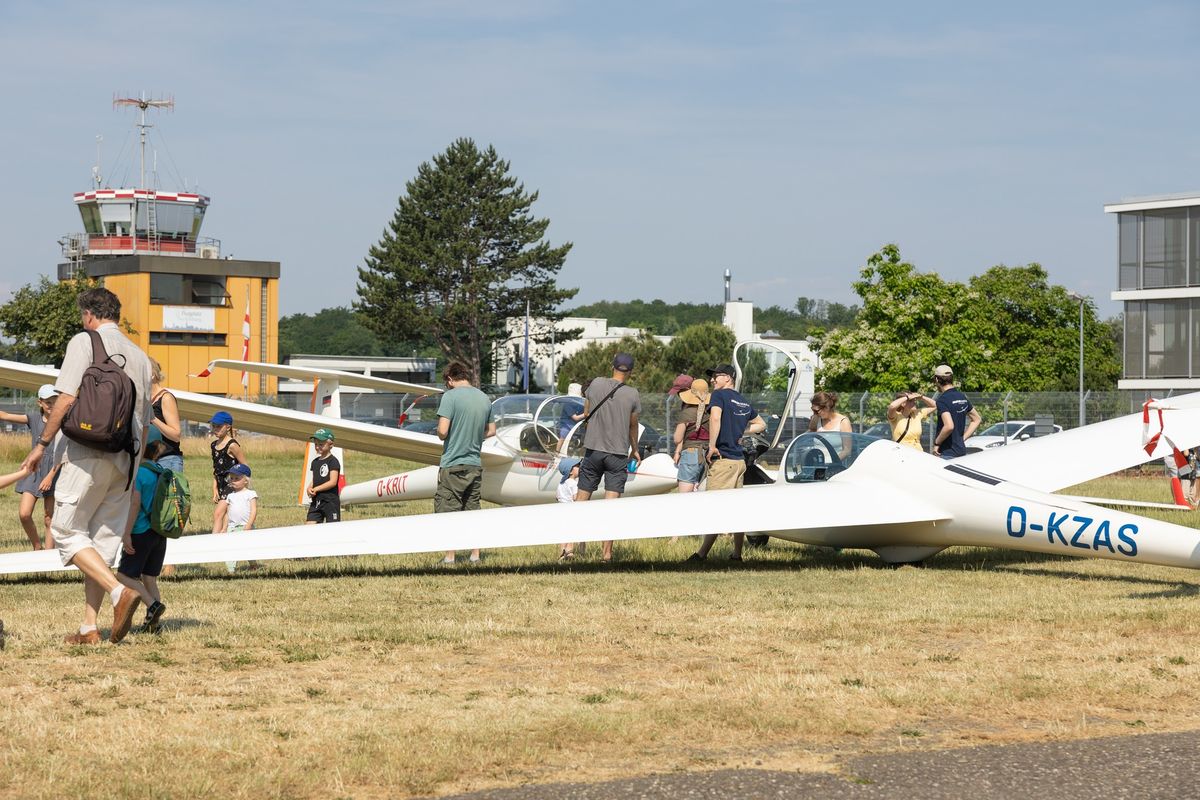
left=113, top=93, right=174, bottom=188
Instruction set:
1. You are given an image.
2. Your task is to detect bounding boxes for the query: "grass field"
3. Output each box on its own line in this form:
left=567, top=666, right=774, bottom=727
left=2, top=434, right=1200, bottom=799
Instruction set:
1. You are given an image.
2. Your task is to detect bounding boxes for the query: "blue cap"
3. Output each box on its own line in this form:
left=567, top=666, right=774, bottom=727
left=210, top=411, right=233, bottom=426
left=558, top=457, right=580, bottom=484
left=226, top=463, right=251, bottom=478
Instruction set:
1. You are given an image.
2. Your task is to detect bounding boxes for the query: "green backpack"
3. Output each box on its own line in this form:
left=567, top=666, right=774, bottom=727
left=142, top=462, right=192, bottom=539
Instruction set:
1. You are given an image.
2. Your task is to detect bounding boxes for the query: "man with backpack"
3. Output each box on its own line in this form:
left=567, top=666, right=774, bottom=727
left=21, top=288, right=153, bottom=645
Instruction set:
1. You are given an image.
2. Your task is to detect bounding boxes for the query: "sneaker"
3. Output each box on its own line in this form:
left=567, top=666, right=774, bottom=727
left=469, top=553, right=481, bottom=563
left=143, top=601, right=167, bottom=629
left=686, top=552, right=706, bottom=562
left=728, top=555, right=743, bottom=562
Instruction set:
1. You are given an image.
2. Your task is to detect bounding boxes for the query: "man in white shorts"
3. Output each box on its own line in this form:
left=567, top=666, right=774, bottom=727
left=21, top=288, right=153, bottom=645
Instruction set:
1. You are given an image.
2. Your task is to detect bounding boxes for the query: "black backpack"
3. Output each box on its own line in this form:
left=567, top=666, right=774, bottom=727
left=62, top=330, right=138, bottom=462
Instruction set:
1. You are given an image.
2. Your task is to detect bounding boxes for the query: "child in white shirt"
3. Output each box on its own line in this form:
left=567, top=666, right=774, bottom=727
left=223, top=463, right=258, bottom=572
left=556, top=458, right=580, bottom=561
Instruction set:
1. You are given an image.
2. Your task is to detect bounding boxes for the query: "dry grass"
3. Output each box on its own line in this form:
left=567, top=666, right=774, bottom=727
left=1, top=439, right=1200, bottom=798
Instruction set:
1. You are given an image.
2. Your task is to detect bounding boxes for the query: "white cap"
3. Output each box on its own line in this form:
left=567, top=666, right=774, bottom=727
left=37, top=384, right=57, bottom=400
left=933, top=365, right=953, bottom=379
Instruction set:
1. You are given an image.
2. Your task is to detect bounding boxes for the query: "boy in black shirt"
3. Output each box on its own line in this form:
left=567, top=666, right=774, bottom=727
left=306, top=428, right=341, bottom=523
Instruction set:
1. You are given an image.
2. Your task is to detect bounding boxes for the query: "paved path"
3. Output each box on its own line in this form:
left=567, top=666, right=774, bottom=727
left=435, top=729, right=1200, bottom=799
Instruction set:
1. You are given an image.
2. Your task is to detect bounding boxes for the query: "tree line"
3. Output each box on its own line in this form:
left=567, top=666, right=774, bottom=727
left=0, top=138, right=1122, bottom=395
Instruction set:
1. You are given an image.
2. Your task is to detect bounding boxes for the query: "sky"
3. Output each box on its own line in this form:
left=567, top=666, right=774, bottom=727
left=2, top=1, right=1198, bottom=320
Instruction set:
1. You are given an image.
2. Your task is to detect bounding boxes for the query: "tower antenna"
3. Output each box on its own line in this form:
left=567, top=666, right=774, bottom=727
left=92, top=135, right=103, bottom=189
left=113, top=93, right=174, bottom=189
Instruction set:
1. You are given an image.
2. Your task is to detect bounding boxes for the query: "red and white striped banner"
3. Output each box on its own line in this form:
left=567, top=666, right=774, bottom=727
left=1142, top=399, right=1188, bottom=468
left=241, top=291, right=251, bottom=390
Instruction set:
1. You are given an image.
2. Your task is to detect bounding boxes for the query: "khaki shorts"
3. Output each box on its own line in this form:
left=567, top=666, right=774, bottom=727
left=706, top=457, right=746, bottom=491
left=435, top=465, right=482, bottom=513
left=52, top=455, right=133, bottom=568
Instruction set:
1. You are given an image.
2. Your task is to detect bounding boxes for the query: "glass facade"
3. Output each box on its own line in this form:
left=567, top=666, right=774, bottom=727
left=1120, top=205, right=1200, bottom=382
left=1122, top=298, right=1200, bottom=379
left=1118, top=208, right=1198, bottom=290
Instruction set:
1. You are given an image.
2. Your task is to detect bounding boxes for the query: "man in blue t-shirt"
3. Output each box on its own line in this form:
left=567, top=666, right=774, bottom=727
left=932, top=364, right=981, bottom=459
left=688, top=364, right=766, bottom=563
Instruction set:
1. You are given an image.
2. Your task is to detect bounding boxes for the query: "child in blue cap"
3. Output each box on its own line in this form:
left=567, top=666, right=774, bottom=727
left=208, top=411, right=246, bottom=533
left=222, top=463, right=258, bottom=572
left=556, top=457, right=581, bottom=561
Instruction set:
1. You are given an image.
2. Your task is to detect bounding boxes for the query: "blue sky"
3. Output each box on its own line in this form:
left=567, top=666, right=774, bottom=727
left=2, top=1, right=1197, bottom=319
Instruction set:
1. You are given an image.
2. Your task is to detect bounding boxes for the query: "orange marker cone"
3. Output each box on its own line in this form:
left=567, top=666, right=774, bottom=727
left=1170, top=476, right=1189, bottom=507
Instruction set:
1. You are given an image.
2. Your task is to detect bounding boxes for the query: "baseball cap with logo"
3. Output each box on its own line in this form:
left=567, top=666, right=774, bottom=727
left=613, top=353, right=635, bottom=372
left=310, top=428, right=336, bottom=442
left=226, top=463, right=252, bottom=478
left=933, top=365, right=954, bottom=379
left=705, top=364, right=736, bottom=379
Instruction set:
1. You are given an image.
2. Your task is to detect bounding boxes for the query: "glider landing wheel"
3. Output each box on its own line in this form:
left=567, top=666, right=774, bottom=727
left=872, top=546, right=946, bottom=566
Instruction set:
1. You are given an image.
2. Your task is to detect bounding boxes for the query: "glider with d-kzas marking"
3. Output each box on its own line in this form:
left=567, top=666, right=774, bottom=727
left=2, top=389, right=1200, bottom=575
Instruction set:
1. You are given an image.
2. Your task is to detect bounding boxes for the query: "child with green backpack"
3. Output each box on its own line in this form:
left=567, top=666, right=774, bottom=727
left=117, top=440, right=191, bottom=633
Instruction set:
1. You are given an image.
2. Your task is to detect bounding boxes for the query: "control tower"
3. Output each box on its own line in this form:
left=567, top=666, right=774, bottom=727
left=58, top=96, right=279, bottom=397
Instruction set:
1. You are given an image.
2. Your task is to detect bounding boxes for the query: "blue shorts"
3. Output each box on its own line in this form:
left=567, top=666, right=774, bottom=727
left=118, top=531, right=168, bottom=578
left=676, top=448, right=705, bottom=484
left=157, top=455, right=184, bottom=474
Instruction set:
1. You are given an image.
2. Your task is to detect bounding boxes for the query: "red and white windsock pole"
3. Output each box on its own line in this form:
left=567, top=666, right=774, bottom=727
left=241, top=290, right=251, bottom=396
left=1142, top=399, right=1193, bottom=507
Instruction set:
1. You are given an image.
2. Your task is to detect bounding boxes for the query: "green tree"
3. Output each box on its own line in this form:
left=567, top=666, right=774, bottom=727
left=279, top=307, right=386, bottom=361
left=356, top=138, right=577, bottom=385
left=664, top=322, right=736, bottom=379
left=817, top=244, right=1121, bottom=392
left=738, top=347, right=771, bottom=394
left=566, top=300, right=721, bottom=334
left=967, top=265, right=1120, bottom=391
left=556, top=334, right=672, bottom=394
left=0, top=270, right=133, bottom=366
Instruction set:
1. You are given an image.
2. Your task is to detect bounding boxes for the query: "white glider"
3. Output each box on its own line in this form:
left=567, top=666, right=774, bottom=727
left=3, top=391, right=1200, bottom=575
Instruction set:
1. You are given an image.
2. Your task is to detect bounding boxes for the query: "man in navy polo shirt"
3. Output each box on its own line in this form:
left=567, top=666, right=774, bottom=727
left=688, top=363, right=766, bottom=563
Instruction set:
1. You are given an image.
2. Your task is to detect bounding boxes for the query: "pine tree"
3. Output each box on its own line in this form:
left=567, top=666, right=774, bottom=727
left=356, top=138, right=576, bottom=384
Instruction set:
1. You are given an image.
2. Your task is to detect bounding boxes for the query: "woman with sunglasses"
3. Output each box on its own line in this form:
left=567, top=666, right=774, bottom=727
left=807, top=391, right=852, bottom=459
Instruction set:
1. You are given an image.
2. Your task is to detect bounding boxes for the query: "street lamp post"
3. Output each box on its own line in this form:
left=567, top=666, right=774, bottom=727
left=1068, top=291, right=1086, bottom=427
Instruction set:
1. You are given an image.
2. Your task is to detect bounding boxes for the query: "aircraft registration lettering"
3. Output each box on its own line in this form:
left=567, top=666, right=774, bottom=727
left=1006, top=505, right=1138, bottom=557
left=376, top=474, right=409, bottom=497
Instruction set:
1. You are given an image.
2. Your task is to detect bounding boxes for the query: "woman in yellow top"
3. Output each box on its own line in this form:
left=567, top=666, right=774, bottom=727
left=887, top=391, right=937, bottom=451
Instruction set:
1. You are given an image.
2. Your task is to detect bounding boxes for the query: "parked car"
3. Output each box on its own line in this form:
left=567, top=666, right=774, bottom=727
left=863, top=420, right=937, bottom=445
left=969, top=420, right=1063, bottom=449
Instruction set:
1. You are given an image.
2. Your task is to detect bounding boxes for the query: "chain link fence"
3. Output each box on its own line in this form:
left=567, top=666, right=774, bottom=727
left=0, top=386, right=1177, bottom=449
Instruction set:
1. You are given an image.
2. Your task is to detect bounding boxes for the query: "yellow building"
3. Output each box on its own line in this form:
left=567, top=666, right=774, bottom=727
left=59, top=189, right=279, bottom=396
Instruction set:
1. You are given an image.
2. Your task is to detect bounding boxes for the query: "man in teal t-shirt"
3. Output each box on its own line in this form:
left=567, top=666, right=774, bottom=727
left=435, top=362, right=496, bottom=564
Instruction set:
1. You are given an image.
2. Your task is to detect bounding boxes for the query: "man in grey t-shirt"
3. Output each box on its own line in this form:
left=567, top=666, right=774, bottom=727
left=576, top=352, right=642, bottom=562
